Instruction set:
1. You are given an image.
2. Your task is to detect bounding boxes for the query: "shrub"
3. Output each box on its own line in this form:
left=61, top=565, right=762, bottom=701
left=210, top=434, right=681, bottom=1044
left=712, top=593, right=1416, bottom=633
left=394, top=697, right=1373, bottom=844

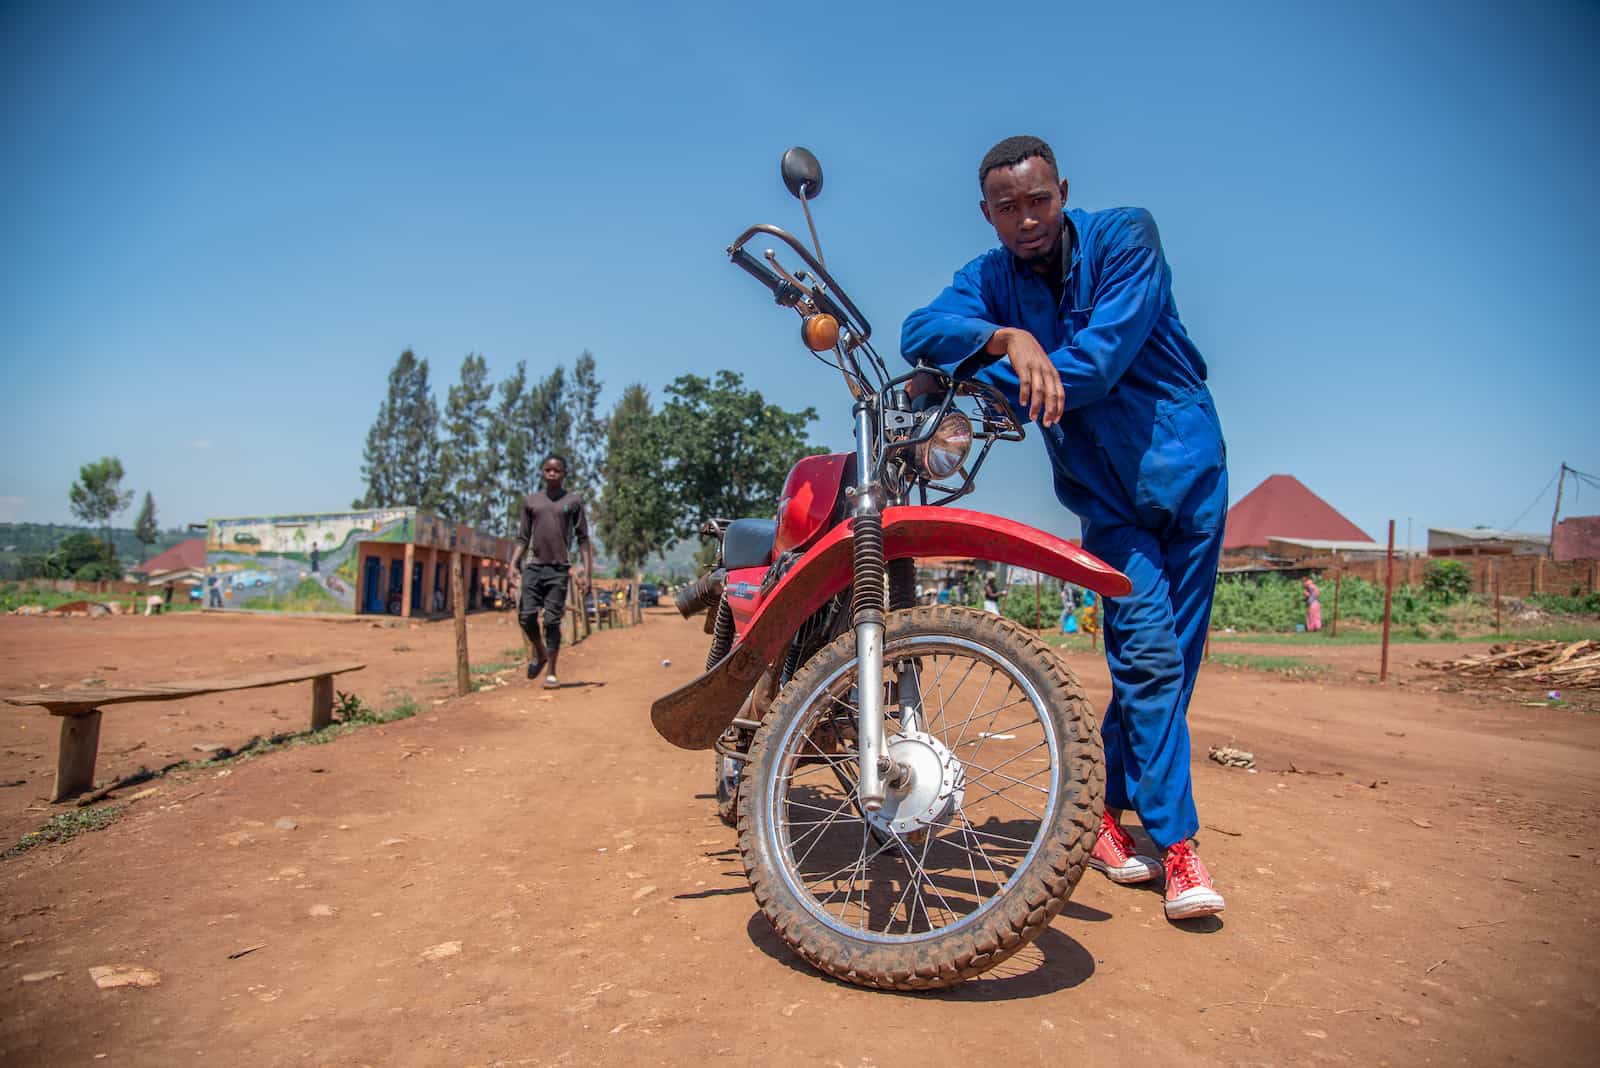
left=1001, top=583, right=1063, bottom=627
left=1424, top=560, right=1471, bottom=601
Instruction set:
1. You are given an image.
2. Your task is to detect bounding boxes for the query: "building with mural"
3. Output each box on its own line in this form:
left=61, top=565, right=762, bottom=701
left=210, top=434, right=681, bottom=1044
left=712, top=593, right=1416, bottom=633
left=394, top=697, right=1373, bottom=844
left=204, top=508, right=515, bottom=616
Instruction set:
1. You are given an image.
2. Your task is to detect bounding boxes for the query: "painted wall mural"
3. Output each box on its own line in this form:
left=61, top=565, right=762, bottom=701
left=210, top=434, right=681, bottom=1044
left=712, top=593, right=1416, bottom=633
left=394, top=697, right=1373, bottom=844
left=203, top=508, right=514, bottom=613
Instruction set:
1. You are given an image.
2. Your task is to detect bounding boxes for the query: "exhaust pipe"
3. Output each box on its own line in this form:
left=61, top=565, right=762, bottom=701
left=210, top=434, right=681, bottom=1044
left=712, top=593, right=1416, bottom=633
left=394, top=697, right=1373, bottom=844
left=674, top=569, right=726, bottom=618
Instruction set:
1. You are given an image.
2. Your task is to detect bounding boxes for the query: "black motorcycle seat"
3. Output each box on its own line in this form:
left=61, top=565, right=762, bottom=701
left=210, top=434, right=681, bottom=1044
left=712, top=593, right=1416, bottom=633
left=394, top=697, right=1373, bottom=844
left=722, top=518, right=777, bottom=570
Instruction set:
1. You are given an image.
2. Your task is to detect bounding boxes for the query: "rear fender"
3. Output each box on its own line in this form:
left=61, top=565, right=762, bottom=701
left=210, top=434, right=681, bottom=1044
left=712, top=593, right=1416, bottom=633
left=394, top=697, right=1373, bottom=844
left=650, top=506, right=1129, bottom=750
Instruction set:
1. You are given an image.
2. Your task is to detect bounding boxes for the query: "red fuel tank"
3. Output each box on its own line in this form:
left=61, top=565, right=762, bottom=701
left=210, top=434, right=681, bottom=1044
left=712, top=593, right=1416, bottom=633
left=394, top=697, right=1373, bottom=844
left=774, top=453, right=851, bottom=556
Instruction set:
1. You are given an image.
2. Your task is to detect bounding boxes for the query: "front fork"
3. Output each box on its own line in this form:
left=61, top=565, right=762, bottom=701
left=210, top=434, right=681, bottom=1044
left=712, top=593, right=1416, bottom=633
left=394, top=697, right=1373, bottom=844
left=851, top=401, right=894, bottom=812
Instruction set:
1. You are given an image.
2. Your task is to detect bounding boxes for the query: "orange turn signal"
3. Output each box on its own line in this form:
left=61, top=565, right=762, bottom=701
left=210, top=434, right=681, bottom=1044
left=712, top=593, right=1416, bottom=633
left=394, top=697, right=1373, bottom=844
left=801, top=313, right=840, bottom=352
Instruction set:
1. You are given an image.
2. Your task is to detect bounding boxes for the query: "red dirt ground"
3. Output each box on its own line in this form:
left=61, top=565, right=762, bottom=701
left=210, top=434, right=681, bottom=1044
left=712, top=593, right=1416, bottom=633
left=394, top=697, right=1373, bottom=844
left=2, top=610, right=1597, bottom=1065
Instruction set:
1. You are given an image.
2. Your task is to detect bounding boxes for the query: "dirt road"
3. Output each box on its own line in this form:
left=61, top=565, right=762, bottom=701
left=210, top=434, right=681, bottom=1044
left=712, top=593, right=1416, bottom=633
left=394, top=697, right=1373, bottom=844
left=2, top=610, right=1597, bottom=1065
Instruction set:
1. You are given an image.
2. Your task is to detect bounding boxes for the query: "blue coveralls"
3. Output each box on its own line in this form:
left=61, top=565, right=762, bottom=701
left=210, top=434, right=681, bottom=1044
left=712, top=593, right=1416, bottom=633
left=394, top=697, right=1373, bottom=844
left=901, top=207, right=1227, bottom=849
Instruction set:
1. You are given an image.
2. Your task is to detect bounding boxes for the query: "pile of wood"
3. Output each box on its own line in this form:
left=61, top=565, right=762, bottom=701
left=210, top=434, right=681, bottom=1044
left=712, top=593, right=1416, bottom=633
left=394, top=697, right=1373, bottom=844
left=1419, top=640, right=1600, bottom=688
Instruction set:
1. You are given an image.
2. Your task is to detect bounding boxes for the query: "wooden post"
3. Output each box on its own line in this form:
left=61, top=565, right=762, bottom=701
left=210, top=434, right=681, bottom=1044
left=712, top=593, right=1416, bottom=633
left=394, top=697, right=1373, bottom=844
left=1330, top=567, right=1342, bottom=637
left=1494, top=565, right=1502, bottom=635
left=568, top=577, right=580, bottom=646
left=401, top=542, right=415, bottom=618
left=54, top=711, right=102, bottom=802
left=311, top=674, right=334, bottom=729
left=452, top=551, right=470, bottom=696
left=1380, top=519, right=1396, bottom=683
left=1534, top=555, right=1545, bottom=596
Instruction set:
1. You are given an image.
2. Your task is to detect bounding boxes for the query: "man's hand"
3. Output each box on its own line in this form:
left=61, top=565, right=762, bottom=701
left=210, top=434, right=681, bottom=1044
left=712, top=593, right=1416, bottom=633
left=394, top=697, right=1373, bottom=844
left=987, top=328, right=1063, bottom=427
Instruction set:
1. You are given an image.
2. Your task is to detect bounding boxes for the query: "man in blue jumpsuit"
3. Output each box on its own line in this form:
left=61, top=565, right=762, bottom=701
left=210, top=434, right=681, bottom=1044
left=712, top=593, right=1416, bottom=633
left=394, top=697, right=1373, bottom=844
left=902, top=135, right=1227, bottom=921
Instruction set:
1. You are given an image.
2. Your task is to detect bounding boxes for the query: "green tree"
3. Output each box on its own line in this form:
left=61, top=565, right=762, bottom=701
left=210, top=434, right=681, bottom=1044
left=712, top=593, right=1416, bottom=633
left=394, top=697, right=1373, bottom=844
left=440, top=353, right=499, bottom=528
left=489, top=360, right=530, bottom=534
left=24, top=531, right=120, bottom=580
left=357, top=349, right=444, bottom=511
left=133, top=491, right=159, bottom=557
left=68, top=456, right=133, bottom=561
left=595, top=384, right=674, bottom=577
left=564, top=351, right=607, bottom=496
left=657, top=371, right=820, bottom=539
left=500, top=364, right=575, bottom=530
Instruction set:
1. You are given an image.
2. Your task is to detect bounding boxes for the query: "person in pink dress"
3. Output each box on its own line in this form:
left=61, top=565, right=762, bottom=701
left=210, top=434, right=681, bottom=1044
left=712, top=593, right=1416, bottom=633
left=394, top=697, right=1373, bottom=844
left=1303, top=576, right=1322, bottom=632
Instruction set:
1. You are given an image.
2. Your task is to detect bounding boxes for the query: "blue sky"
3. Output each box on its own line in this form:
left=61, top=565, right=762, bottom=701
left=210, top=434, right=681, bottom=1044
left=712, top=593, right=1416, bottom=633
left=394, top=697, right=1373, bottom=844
left=4, top=1, right=1597, bottom=550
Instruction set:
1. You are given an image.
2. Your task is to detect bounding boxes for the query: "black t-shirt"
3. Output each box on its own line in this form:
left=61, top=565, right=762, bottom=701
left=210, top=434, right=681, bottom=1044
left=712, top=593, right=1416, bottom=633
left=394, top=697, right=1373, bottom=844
left=517, top=489, right=589, bottom=567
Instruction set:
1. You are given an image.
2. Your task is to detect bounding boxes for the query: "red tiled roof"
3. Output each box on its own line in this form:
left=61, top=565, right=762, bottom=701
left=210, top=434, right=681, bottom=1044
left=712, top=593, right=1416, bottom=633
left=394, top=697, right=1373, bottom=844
left=139, top=537, right=207, bottom=573
left=1223, top=475, right=1372, bottom=551
left=1553, top=515, right=1600, bottom=562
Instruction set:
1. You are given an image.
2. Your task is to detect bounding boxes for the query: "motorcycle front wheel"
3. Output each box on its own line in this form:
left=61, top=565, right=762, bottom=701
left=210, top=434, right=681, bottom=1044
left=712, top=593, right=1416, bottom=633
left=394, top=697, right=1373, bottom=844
left=737, top=605, right=1103, bottom=990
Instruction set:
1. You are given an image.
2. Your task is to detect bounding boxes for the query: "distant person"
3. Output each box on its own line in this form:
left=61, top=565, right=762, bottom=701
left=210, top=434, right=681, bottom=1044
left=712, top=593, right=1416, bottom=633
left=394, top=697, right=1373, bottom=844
left=1303, top=576, right=1322, bottom=632
left=514, top=453, right=593, bottom=689
left=162, top=581, right=174, bottom=607
left=310, top=541, right=320, bottom=573
left=207, top=572, right=223, bottom=608
left=983, top=574, right=1002, bottom=614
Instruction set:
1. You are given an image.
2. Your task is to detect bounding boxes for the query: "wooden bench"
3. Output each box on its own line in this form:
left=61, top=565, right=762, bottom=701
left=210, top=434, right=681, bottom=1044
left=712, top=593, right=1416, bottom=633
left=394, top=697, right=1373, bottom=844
left=3, top=661, right=365, bottom=803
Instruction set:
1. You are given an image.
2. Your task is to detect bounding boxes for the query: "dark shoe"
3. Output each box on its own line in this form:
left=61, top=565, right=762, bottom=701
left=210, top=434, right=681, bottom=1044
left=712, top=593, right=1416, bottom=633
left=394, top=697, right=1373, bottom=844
left=526, top=654, right=546, bottom=680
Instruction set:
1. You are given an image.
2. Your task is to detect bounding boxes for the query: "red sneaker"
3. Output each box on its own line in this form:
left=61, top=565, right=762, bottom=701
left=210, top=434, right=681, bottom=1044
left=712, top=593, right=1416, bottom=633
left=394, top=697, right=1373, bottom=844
left=1088, top=811, right=1160, bottom=884
left=1163, top=839, right=1225, bottom=920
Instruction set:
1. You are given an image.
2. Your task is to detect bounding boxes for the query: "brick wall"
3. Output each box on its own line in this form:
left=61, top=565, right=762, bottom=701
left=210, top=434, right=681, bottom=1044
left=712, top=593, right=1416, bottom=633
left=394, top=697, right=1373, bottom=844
left=1292, top=555, right=1599, bottom=597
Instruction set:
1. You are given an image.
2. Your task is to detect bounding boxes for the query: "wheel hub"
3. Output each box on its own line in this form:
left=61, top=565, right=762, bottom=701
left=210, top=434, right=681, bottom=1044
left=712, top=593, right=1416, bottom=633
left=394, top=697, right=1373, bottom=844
left=867, top=730, right=965, bottom=836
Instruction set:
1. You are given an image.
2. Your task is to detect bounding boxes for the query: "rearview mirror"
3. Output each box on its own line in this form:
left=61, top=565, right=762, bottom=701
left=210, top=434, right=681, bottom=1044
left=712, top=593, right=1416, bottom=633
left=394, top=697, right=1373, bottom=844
left=780, top=147, right=823, bottom=200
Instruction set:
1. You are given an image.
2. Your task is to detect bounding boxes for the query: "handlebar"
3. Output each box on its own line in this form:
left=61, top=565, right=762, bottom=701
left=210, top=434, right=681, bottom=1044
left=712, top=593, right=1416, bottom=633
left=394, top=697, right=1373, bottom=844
left=727, top=224, right=872, bottom=342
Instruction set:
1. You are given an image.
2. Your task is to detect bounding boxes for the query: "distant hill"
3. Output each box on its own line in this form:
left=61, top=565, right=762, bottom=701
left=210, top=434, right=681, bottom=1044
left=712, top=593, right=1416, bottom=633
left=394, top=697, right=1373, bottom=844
left=0, top=522, right=191, bottom=580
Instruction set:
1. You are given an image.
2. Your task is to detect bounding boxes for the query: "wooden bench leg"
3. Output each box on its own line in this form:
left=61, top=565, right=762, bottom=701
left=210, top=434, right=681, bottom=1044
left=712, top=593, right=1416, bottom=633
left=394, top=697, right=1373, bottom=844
left=54, top=711, right=102, bottom=803
left=311, top=675, right=334, bottom=730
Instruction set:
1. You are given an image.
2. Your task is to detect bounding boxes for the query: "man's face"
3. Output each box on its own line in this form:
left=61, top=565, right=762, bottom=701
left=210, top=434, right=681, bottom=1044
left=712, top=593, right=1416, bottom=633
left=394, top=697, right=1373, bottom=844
left=980, top=156, right=1068, bottom=265
left=542, top=459, right=566, bottom=489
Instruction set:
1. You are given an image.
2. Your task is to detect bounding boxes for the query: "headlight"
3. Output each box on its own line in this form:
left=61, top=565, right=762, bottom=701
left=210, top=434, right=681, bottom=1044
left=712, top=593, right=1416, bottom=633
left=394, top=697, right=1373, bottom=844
left=914, top=411, right=972, bottom=480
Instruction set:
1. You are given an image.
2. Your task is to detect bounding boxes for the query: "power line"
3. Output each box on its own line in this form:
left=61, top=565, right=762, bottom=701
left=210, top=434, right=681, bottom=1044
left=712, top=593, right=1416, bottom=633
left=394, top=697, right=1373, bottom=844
left=1503, top=470, right=1559, bottom=533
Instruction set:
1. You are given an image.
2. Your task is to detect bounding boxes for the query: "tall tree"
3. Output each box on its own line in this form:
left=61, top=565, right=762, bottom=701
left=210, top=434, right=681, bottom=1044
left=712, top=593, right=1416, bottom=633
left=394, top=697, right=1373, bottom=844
left=68, top=456, right=133, bottom=560
left=500, top=364, right=575, bottom=531
left=133, top=491, right=159, bottom=557
left=657, top=371, right=820, bottom=537
left=595, top=384, right=674, bottom=577
left=358, top=349, right=445, bottom=511
left=490, top=360, right=532, bottom=534
left=564, top=350, right=607, bottom=497
left=440, top=353, right=498, bottom=528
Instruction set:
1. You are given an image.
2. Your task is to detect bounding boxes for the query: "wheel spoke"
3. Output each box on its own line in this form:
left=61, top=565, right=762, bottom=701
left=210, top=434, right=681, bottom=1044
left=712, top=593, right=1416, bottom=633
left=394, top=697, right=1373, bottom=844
left=762, top=626, right=1069, bottom=946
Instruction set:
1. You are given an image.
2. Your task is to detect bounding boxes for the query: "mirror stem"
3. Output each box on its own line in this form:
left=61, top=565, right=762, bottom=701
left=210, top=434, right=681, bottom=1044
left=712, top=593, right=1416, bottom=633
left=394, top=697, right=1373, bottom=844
left=799, top=189, right=826, bottom=268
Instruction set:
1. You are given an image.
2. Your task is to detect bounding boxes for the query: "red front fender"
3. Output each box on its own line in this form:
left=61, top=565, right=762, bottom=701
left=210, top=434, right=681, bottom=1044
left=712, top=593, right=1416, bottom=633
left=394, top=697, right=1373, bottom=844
left=650, top=506, right=1128, bottom=750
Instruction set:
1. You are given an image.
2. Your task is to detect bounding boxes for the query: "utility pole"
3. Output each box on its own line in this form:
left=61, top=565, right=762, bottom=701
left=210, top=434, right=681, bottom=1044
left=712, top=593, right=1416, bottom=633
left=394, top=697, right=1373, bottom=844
left=1548, top=462, right=1568, bottom=559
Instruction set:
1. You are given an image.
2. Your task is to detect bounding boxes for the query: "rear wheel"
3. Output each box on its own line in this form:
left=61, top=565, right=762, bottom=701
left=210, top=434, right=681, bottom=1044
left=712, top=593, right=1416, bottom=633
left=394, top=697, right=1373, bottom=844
left=737, top=605, right=1103, bottom=990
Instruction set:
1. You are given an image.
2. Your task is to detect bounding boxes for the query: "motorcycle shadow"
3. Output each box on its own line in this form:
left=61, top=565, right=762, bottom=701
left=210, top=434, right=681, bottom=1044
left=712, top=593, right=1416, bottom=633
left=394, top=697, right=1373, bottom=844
left=743, top=911, right=1098, bottom=1000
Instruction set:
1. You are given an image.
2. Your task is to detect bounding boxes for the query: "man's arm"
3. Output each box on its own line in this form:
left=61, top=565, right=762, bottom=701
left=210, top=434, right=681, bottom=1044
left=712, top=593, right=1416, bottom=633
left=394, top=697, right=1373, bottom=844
left=902, top=211, right=1171, bottom=426
left=511, top=497, right=531, bottom=572
left=900, top=258, right=1003, bottom=378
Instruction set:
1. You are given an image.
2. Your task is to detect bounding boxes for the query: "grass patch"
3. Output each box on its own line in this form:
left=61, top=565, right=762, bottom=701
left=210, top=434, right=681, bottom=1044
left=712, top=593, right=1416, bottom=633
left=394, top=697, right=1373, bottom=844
left=4, top=805, right=124, bottom=859
left=470, top=660, right=518, bottom=676
left=1040, top=633, right=1103, bottom=653
left=1208, top=652, right=1328, bottom=676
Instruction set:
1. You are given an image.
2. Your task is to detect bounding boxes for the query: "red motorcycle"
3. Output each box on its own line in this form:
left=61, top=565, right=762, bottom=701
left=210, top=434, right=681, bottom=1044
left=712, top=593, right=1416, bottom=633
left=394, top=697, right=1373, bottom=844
left=652, top=148, right=1131, bottom=990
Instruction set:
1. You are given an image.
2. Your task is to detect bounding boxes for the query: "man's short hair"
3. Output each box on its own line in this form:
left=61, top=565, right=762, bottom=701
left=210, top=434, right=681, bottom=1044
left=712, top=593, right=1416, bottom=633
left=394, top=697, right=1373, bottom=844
left=979, top=135, right=1058, bottom=191
left=542, top=453, right=568, bottom=471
